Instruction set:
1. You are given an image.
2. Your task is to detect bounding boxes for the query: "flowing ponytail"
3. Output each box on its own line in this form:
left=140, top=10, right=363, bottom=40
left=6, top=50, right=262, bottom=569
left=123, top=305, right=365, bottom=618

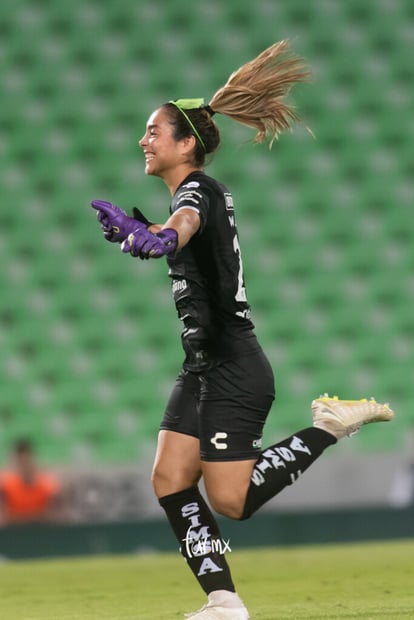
left=208, top=40, right=311, bottom=147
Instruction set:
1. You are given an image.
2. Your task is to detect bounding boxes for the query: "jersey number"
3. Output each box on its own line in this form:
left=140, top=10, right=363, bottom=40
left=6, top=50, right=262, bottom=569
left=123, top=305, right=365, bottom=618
left=233, top=234, right=247, bottom=302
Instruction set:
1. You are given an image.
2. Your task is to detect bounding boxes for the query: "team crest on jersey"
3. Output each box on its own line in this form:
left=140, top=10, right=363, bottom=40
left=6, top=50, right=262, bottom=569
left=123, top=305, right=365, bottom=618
left=224, top=193, right=234, bottom=211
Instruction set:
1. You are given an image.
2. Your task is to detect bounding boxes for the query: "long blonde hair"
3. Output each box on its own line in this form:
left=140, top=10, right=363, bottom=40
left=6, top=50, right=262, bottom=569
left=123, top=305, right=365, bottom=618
left=208, top=40, right=311, bottom=146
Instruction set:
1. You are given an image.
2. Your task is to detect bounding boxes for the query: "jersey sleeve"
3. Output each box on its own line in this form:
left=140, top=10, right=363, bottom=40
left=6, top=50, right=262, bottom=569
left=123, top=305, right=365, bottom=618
left=171, top=179, right=209, bottom=234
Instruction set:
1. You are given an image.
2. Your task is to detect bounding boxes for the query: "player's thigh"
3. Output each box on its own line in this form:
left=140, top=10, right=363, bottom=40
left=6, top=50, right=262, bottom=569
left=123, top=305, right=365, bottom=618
left=152, top=430, right=202, bottom=498
left=153, top=370, right=203, bottom=497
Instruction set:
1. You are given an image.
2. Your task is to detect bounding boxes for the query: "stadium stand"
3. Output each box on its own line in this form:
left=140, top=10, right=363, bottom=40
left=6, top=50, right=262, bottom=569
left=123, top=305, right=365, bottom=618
left=0, top=0, right=413, bottom=464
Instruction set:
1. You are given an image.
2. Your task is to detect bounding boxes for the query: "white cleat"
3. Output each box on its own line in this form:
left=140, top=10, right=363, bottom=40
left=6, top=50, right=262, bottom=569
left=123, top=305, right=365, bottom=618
left=185, top=592, right=249, bottom=619
left=184, top=605, right=250, bottom=619
left=312, top=394, right=394, bottom=440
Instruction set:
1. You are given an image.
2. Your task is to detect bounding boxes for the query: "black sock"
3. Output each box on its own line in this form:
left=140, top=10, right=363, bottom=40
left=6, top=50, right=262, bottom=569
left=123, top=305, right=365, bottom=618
left=159, top=486, right=235, bottom=594
left=241, top=427, right=336, bottom=520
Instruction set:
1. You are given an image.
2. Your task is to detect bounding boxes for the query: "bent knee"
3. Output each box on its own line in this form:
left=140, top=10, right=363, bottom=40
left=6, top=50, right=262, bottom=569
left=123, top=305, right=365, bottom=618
left=151, top=466, right=177, bottom=498
left=152, top=464, right=200, bottom=499
left=208, top=492, right=246, bottom=520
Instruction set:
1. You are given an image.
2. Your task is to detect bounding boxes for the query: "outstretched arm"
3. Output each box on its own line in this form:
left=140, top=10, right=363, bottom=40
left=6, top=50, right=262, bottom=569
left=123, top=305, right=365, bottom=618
left=163, top=207, right=200, bottom=249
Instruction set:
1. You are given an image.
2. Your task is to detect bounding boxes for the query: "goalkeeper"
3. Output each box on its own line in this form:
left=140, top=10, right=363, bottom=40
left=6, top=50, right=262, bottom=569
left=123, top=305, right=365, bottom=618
left=91, top=41, right=394, bottom=620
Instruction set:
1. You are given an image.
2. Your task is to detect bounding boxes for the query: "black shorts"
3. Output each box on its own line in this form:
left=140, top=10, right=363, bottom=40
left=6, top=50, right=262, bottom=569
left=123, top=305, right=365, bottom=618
left=160, top=350, right=276, bottom=461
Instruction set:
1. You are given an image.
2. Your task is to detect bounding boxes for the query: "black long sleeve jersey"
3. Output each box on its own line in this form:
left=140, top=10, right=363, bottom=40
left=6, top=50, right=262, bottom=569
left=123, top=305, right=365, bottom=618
left=167, top=171, right=262, bottom=372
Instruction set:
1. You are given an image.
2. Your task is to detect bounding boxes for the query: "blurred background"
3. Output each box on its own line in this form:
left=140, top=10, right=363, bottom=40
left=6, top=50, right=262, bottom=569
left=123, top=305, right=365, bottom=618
left=0, top=0, right=413, bottom=551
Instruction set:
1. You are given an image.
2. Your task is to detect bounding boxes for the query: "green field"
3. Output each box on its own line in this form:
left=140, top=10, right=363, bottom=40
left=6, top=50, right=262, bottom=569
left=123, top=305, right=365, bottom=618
left=1, top=540, right=413, bottom=619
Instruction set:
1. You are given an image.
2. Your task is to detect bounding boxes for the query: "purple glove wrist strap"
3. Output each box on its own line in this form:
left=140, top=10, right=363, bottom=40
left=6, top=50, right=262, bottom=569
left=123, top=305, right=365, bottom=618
left=155, top=228, right=178, bottom=254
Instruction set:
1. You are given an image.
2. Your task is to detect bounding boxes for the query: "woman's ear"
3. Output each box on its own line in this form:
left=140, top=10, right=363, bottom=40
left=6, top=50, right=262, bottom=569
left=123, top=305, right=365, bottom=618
left=180, top=134, right=198, bottom=163
left=182, top=134, right=197, bottom=152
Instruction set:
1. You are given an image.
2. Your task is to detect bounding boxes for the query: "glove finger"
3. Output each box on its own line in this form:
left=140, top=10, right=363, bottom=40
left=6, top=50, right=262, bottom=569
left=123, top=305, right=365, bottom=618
left=130, top=238, right=149, bottom=258
left=148, top=247, right=163, bottom=258
left=91, top=200, right=126, bottom=224
left=131, top=240, right=146, bottom=258
left=137, top=238, right=157, bottom=258
left=91, top=200, right=113, bottom=212
left=121, top=238, right=132, bottom=253
left=97, top=211, right=110, bottom=225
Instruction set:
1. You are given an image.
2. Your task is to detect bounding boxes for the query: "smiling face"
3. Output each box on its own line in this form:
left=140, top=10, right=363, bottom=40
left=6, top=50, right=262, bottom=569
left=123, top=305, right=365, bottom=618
left=139, top=107, right=195, bottom=180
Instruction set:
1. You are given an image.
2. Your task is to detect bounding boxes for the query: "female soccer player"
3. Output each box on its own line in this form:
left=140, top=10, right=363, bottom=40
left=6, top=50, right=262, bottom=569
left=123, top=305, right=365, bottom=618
left=91, top=41, right=393, bottom=620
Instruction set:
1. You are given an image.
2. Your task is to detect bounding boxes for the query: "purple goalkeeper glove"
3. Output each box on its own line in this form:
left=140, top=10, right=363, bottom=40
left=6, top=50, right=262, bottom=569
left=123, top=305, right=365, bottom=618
left=121, top=228, right=178, bottom=259
left=91, top=200, right=151, bottom=243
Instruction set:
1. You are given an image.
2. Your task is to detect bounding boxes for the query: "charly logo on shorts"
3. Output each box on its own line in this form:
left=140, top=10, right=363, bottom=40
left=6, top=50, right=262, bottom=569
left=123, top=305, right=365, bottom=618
left=210, top=432, right=228, bottom=450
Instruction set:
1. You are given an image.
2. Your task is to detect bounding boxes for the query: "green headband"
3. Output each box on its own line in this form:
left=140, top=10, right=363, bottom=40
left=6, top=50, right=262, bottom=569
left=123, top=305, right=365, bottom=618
left=169, top=98, right=207, bottom=152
